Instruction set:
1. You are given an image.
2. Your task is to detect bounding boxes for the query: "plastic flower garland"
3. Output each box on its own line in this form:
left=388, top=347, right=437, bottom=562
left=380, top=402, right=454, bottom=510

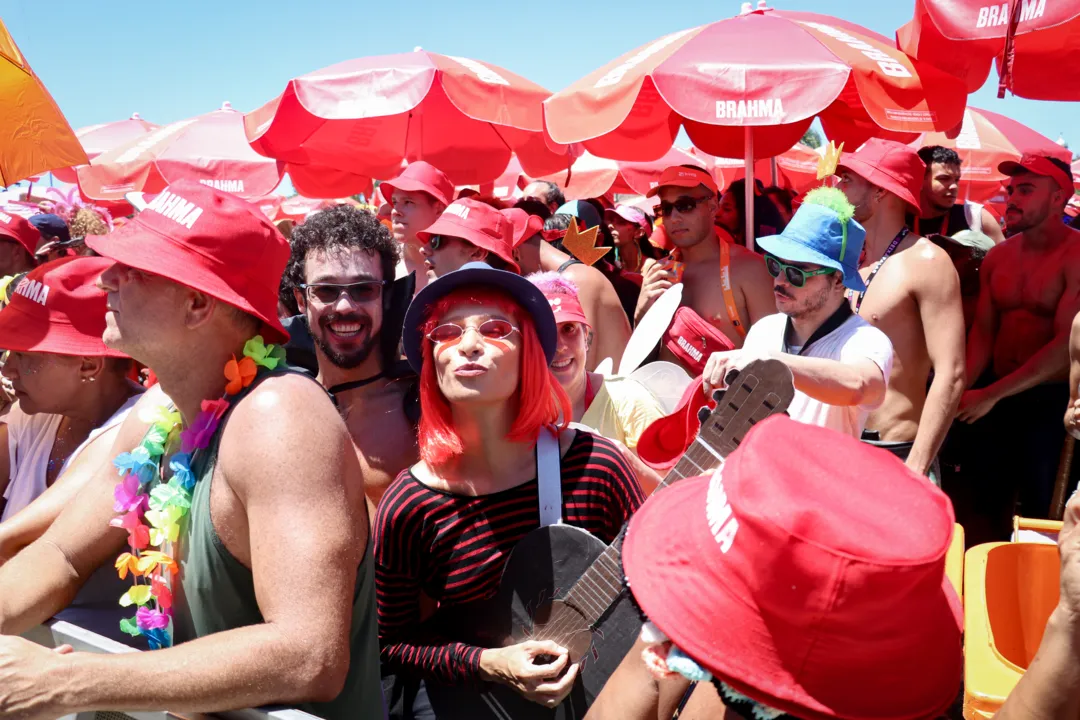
left=108, top=335, right=286, bottom=648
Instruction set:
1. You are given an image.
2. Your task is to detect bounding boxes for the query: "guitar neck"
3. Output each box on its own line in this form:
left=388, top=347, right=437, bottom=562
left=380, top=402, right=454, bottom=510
left=562, top=437, right=725, bottom=627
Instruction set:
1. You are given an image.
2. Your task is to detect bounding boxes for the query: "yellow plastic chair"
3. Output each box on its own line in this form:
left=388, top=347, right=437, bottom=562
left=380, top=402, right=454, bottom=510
left=963, top=542, right=1059, bottom=719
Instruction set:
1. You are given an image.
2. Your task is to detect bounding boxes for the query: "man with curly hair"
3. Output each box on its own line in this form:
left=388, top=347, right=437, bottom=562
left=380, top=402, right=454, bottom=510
left=702, top=188, right=894, bottom=438
left=287, top=205, right=418, bottom=511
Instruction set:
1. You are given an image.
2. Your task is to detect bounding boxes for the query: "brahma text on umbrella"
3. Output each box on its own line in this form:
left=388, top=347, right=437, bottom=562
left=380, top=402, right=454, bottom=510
left=798, top=21, right=912, bottom=78
left=977, top=0, right=1046, bottom=28
left=198, top=179, right=246, bottom=193
left=715, top=98, right=784, bottom=120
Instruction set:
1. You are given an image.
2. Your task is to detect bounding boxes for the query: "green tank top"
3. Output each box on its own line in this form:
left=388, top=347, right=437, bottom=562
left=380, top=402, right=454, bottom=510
left=170, top=371, right=384, bottom=719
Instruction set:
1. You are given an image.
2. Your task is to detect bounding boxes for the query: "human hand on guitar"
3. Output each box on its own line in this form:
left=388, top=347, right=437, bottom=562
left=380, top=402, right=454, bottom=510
left=703, top=349, right=776, bottom=395
left=479, top=640, right=580, bottom=708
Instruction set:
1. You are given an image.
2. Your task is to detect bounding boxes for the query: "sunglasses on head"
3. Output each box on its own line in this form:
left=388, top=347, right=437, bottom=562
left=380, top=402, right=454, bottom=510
left=657, top=194, right=713, bottom=218
left=764, top=254, right=836, bottom=288
left=299, top=280, right=387, bottom=305
left=426, top=318, right=519, bottom=344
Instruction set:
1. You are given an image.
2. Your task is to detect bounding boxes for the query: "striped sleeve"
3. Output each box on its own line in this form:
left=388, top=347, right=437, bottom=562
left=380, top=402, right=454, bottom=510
left=373, top=472, right=486, bottom=685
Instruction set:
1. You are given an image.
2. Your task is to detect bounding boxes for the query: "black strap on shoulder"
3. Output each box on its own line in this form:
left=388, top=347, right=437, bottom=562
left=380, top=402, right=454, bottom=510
left=557, top=258, right=583, bottom=273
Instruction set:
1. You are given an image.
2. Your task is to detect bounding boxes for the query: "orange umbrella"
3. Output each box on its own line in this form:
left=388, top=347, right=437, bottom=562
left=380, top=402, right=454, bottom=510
left=0, top=18, right=87, bottom=185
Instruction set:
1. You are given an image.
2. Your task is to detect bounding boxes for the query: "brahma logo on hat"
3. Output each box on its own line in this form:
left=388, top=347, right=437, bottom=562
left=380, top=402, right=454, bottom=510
left=0, top=256, right=128, bottom=358
left=84, top=180, right=291, bottom=343
left=624, top=415, right=963, bottom=720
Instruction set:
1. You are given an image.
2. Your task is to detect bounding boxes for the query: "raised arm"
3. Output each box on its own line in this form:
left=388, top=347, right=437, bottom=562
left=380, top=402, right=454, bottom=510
left=0, top=375, right=375, bottom=715
left=982, top=207, right=1007, bottom=245
left=704, top=352, right=887, bottom=409
left=908, top=247, right=966, bottom=475
left=570, top=265, right=632, bottom=371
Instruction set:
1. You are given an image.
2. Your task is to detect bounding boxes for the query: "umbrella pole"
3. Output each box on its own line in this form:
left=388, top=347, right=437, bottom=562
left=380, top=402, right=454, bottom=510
left=744, top=127, right=755, bottom=252
left=770, top=157, right=778, bottom=186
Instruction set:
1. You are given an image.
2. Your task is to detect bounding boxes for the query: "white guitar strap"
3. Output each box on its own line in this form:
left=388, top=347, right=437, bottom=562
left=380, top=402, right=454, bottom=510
left=536, top=428, right=563, bottom=527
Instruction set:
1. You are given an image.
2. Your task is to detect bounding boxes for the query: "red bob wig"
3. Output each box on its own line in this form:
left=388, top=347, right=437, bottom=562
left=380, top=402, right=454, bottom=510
left=418, top=286, right=570, bottom=468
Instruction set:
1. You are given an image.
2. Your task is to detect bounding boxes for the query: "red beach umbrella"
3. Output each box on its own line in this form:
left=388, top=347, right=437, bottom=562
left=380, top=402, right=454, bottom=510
left=245, top=50, right=571, bottom=191
left=897, top=0, right=1080, bottom=99
left=52, top=114, right=159, bottom=184
left=77, top=102, right=284, bottom=201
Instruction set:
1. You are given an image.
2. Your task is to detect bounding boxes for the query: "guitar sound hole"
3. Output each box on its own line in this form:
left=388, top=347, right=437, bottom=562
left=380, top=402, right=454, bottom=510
left=534, top=653, right=558, bottom=665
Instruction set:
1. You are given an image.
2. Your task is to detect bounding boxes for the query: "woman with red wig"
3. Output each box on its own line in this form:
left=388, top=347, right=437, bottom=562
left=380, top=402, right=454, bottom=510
left=375, top=262, right=645, bottom=717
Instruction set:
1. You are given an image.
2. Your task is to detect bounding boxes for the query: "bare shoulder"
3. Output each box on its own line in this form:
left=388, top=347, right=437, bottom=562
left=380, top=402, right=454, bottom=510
left=220, top=374, right=354, bottom=486
left=110, top=384, right=168, bottom=447
left=563, top=261, right=608, bottom=290
left=729, top=245, right=768, bottom=274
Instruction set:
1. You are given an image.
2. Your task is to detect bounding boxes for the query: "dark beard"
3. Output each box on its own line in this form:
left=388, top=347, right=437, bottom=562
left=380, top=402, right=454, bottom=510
left=311, top=314, right=380, bottom=369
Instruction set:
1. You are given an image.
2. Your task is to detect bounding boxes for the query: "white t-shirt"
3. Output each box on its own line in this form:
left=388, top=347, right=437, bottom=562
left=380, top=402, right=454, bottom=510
left=3, top=394, right=141, bottom=522
left=741, top=312, right=894, bottom=438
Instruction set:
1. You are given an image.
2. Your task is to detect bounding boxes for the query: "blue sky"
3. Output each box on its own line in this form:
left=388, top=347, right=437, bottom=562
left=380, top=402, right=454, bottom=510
left=3, top=0, right=1076, bottom=171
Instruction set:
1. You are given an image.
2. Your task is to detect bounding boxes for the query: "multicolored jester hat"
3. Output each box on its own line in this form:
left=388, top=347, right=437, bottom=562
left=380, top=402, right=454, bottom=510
left=108, top=335, right=286, bottom=648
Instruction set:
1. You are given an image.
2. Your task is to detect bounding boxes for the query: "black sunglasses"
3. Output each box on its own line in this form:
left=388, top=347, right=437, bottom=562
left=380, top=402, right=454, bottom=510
left=764, top=254, right=836, bottom=288
left=299, top=280, right=387, bottom=305
left=658, top=194, right=713, bottom=218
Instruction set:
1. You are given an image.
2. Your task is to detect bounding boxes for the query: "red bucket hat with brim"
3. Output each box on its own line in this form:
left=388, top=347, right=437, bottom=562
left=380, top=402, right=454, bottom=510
left=85, top=180, right=290, bottom=344
left=636, top=375, right=713, bottom=471
left=624, top=415, right=963, bottom=720
left=418, top=199, right=520, bottom=273
left=646, top=166, right=718, bottom=198
left=501, top=208, right=545, bottom=249
left=998, top=153, right=1075, bottom=194
left=381, top=161, right=455, bottom=207
left=0, top=211, right=41, bottom=256
left=0, top=256, right=128, bottom=358
left=838, top=139, right=925, bottom=216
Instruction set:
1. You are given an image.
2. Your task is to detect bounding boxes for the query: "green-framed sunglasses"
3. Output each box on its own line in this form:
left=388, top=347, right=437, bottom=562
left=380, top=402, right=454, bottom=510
left=764, top=253, right=837, bottom=288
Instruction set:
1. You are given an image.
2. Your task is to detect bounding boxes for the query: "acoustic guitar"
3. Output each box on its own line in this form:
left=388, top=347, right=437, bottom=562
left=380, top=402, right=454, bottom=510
left=423, top=360, right=795, bottom=719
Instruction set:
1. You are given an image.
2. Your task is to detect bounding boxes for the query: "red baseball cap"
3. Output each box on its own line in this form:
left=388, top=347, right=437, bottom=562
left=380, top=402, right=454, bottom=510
left=838, top=139, right=925, bottom=216
left=999, top=153, right=1074, bottom=194
left=0, top=256, right=127, bottom=358
left=624, top=415, right=963, bottom=720
left=646, top=166, right=718, bottom=198
left=381, top=161, right=454, bottom=207
left=417, top=199, right=520, bottom=273
left=636, top=375, right=713, bottom=471
left=85, top=180, right=290, bottom=344
left=501, top=208, right=545, bottom=249
left=542, top=290, right=589, bottom=327
left=0, top=211, right=41, bottom=256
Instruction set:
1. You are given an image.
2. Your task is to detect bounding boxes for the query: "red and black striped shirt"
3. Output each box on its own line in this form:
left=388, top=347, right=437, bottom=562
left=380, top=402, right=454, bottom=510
left=374, top=431, right=644, bottom=685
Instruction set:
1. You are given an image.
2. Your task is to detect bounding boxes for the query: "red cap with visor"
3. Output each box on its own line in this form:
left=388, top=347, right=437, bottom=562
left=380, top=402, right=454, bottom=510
left=646, top=166, right=718, bottom=198
left=0, top=211, right=41, bottom=256
left=999, top=153, right=1074, bottom=194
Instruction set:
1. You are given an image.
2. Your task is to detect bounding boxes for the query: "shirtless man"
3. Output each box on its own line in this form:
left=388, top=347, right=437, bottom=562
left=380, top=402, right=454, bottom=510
left=956, top=155, right=1080, bottom=536
left=288, top=205, right=419, bottom=512
left=837, top=139, right=966, bottom=479
left=0, top=182, right=382, bottom=717
left=636, top=166, right=775, bottom=374
left=910, top=145, right=1006, bottom=245
left=511, top=200, right=632, bottom=370
left=383, top=161, right=454, bottom=293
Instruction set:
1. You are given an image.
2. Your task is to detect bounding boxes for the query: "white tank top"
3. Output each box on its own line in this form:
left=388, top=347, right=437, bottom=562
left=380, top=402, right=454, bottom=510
left=3, top=393, right=141, bottom=522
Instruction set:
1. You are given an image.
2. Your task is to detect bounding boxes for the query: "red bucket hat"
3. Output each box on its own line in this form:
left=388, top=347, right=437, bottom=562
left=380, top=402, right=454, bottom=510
left=0, top=211, right=41, bottom=256
left=84, top=180, right=290, bottom=344
left=646, top=166, right=718, bottom=198
left=636, top=375, right=713, bottom=471
left=501, top=208, right=545, bottom=249
left=381, top=161, right=454, bottom=207
left=418, top=199, right=520, bottom=273
left=624, top=415, right=963, bottom=720
left=838, top=139, right=925, bottom=216
left=999, top=153, right=1074, bottom=194
left=0, top=256, right=127, bottom=358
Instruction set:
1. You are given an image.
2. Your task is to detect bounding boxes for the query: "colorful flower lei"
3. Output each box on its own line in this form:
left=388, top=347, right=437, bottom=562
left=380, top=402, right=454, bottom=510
left=108, top=335, right=286, bottom=648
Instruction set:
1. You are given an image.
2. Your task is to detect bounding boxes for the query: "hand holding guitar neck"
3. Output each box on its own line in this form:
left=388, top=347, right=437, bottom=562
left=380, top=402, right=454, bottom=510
left=480, top=640, right=579, bottom=708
